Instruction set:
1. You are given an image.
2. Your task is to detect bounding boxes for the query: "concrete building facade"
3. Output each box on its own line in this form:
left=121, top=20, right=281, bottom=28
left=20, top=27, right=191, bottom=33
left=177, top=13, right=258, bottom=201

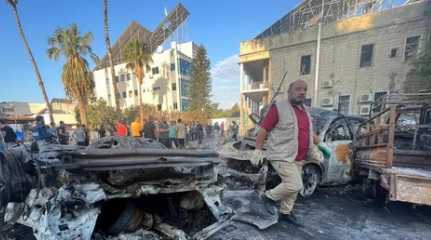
left=93, top=22, right=195, bottom=112
left=239, top=0, right=431, bottom=135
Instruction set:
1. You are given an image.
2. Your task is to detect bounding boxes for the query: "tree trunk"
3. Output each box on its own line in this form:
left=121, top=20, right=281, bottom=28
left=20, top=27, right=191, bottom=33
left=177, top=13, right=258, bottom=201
left=11, top=5, right=55, bottom=124
left=103, top=0, right=120, bottom=111
left=138, top=82, right=144, bottom=125
left=78, top=100, right=88, bottom=126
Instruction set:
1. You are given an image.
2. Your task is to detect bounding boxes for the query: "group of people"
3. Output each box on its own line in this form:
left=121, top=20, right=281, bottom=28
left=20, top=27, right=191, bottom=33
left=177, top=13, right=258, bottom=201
left=114, top=117, right=189, bottom=149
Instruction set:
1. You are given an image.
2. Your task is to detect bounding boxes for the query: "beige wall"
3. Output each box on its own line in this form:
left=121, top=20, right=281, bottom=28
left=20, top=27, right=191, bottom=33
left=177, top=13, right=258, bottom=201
left=239, top=1, right=431, bottom=135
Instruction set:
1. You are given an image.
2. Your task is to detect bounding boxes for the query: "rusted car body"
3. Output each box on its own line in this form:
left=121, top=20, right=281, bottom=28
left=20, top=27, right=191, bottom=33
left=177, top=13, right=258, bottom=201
left=354, top=93, right=431, bottom=205
left=2, top=136, right=233, bottom=240
left=218, top=108, right=364, bottom=197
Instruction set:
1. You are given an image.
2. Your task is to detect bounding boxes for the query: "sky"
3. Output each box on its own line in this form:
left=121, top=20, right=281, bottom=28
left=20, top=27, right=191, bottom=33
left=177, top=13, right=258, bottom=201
left=0, top=0, right=405, bottom=109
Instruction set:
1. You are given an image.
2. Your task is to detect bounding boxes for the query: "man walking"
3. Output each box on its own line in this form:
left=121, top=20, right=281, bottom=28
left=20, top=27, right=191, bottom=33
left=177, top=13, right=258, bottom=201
left=251, top=79, right=315, bottom=225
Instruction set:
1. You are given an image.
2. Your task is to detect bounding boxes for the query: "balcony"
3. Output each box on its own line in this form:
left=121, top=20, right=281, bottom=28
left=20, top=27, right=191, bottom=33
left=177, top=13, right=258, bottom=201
left=241, top=59, right=269, bottom=99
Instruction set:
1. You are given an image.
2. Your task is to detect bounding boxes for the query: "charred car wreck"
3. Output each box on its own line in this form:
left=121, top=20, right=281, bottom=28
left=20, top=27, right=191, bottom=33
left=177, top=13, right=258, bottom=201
left=218, top=108, right=364, bottom=197
left=2, top=137, right=233, bottom=240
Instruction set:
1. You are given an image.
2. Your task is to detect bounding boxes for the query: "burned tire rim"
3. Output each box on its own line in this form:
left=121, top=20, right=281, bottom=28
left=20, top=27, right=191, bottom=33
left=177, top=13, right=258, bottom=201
left=301, top=165, right=321, bottom=198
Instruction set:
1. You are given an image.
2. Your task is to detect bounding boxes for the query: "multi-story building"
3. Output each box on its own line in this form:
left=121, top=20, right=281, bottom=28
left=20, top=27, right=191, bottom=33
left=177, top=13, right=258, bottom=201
left=93, top=22, right=195, bottom=112
left=239, top=0, right=431, bottom=134
left=0, top=99, right=77, bottom=125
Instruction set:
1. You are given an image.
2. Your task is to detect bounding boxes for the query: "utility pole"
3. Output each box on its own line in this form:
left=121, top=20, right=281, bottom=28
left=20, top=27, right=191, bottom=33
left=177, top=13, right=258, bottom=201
left=313, top=0, right=325, bottom=107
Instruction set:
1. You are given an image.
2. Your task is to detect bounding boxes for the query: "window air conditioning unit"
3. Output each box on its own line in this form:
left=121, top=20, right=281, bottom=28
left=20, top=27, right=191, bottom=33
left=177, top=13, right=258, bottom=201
left=321, top=97, right=334, bottom=107
left=359, top=105, right=371, bottom=116
left=322, top=80, right=333, bottom=89
left=359, top=94, right=373, bottom=103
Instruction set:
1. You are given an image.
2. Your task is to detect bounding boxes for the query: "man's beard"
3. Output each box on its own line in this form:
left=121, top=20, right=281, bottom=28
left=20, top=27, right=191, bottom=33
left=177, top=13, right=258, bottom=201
left=289, top=96, right=304, bottom=105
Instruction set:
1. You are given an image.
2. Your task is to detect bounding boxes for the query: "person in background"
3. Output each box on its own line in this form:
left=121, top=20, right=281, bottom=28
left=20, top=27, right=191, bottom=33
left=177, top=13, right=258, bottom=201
left=220, top=121, right=225, bottom=137
left=168, top=121, right=177, bottom=148
left=83, top=125, right=90, bottom=146
left=197, top=122, right=204, bottom=144
left=0, top=120, right=17, bottom=148
left=32, top=116, right=54, bottom=151
left=98, top=125, right=106, bottom=139
left=15, top=125, right=24, bottom=144
left=231, top=121, right=239, bottom=141
left=158, top=119, right=170, bottom=148
left=73, top=124, right=86, bottom=146
left=143, top=116, right=157, bottom=140
left=115, top=120, right=128, bottom=137
left=47, top=122, right=58, bottom=143
left=57, top=121, right=69, bottom=145
left=176, top=119, right=186, bottom=149
left=131, top=118, right=142, bottom=138
left=214, top=122, right=220, bottom=134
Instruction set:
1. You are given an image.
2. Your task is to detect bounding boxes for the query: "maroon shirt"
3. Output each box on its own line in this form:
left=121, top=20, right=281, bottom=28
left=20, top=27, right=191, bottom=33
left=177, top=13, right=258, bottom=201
left=260, top=104, right=310, bottom=161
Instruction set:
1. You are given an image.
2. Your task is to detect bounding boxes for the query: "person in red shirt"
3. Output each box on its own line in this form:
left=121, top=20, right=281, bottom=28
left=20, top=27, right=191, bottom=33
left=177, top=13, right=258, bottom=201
left=251, top=79, right=314, bottom=226
left=115, top=120, right=128, bottom=137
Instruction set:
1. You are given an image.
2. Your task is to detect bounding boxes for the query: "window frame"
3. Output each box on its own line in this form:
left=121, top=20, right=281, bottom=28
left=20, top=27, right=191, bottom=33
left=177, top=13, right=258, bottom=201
left=360, top=44, right=374, bottom=68
left=300, top=55, right=311, bottom=75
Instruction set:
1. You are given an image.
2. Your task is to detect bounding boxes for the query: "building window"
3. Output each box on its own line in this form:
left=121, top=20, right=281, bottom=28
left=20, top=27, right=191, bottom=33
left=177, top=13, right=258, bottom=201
left=152, top=67, right=159, bottom=75
left=338, top=95, right=350, bottom=114
left=126, top=73, right=131, bottom=81
left=146, top=65, right=151, bottom=72
left=122, top=92, right=127, bottom=98
left=120, top=74, right=125, bottom=82
left=153, top=86, right=161, bottom=91
left=360, top=44, right=374, bottom=67
left=390, top=48, right=398, bottom=58
left=157, top=104, right=162, bottom=111
left=172, top=83, right=177, bottom=91
left=128, top=91, right=133, bottom=97
left=115, top=76, right=119, bottom=82
left=300, top=55, right=311, bottom=75
left=134, top=90, right=138, bottom=96
left=173, top=103, right=178, bottom=110
left=179, top=59, right=191, bottom=75
left=405, top=36, right=420, bottom=61
left=170, top=63, right=175, bottom=71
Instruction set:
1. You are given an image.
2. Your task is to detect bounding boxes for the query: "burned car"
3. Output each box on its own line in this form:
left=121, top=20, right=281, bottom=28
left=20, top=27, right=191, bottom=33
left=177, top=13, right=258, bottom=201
left=1, top=136, right=232, bottom=240
left=218, top=108, right=364, bottom=197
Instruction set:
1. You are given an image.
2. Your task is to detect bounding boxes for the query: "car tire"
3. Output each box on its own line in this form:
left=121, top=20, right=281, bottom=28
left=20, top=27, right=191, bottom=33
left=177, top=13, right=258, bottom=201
left=301, top=164, right=321, bottom=198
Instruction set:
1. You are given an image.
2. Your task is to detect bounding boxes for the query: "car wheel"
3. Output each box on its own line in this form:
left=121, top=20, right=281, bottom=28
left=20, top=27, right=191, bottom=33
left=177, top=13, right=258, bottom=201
left=301, top=164, right=321, bottom=197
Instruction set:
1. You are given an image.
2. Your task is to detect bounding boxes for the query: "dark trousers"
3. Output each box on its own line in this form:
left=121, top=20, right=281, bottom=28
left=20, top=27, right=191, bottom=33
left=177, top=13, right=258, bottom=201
left=177, top=138, right=185, bottom=149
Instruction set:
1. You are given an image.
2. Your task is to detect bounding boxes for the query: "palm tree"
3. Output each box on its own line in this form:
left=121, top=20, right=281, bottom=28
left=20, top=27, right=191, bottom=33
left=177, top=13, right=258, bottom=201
left=103, top=0, right=120, bottom=111
left=123, top=39, right=152, bottom=124
left=47, top=24, right=94, bottom=125
left=6, top=0, right=54, bottom=124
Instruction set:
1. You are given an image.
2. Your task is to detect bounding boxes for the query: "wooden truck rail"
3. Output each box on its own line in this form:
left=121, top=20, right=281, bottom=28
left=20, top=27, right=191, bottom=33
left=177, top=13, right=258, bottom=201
left=354, top=93, right=431, bottom=205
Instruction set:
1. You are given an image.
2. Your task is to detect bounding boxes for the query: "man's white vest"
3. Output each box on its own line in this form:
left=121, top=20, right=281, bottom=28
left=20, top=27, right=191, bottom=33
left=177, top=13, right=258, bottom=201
left=266, top=100, right=314, bottom=162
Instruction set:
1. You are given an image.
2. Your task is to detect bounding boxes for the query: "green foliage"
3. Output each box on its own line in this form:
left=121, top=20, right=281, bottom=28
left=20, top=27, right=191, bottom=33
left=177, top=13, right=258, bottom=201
left=189, top=45, right=211, bottom=112
left=86, top=99, right=120, bottom=130
left=404, top=36, right=431, bottom=93
left=47, top=24, right=94, bottom=124
left=123, top=106, right=139, bottom=124
left=209, top=103, right=240, bottom=118
left=123, top=39, right=152, bottom=83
